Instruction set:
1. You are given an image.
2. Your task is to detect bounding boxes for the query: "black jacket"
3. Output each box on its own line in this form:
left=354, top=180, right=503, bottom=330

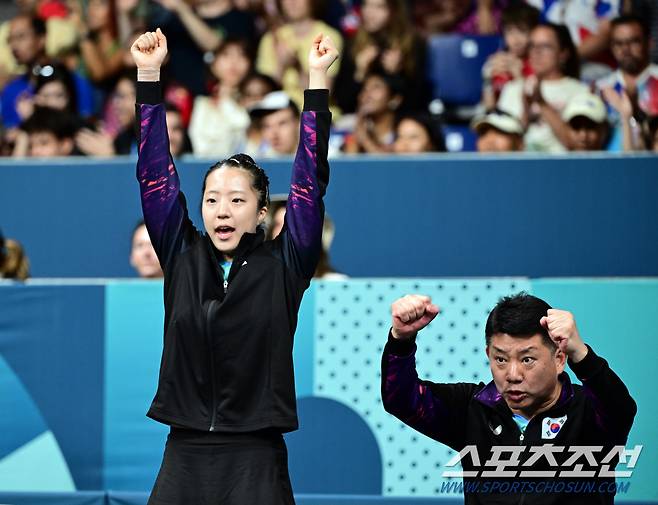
left=136, top=81, right=330, bottom=433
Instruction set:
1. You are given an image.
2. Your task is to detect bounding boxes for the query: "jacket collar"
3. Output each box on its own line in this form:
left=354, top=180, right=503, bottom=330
left=474, top=372, right=575, bottom=410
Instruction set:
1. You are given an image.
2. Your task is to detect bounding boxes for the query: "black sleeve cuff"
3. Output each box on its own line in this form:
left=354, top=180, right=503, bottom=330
left=136, top=81, right=162, bottom=105
left=385, top=329, right=417, bottom=357
left=303, top=89, right=329, bottom=112
left=568, top=344, right=605, bottom=380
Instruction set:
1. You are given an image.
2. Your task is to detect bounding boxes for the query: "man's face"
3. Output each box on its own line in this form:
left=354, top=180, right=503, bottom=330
left=261, top=108, right=298, bottom=155
left=611, top=22, right=649, bottom=75
left=8, top=16, right=44, bottom=66
left=568, top=117, right=607, bottom=151
left=29, top=132, right=72, bottom=157
left=486, top=333, right=565, bottom=418
left=476, top=127, right=522, bottom=152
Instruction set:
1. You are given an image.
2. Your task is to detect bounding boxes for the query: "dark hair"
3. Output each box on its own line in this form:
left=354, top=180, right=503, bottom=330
left=485, top=292, right=556, bottom=351
left=21, top=106, right=79, bottom=139
left=395, top=113, right=446, bottom=152
left=34, top=63, right=78, bottom=115
left=534, top=22, right=580, bottom=79
left=239, top=72, right=281, bottom=96
left=362, top=65, right=405, bottom=98
left=502, top=3, right=540, bottom=31
left=201, top=153, right=270, bottom=209
left=611, top=14, right=650, bottom=39
left=275, top=0, right=326, bottom=20
left=15, top=14, right=47, bottom=37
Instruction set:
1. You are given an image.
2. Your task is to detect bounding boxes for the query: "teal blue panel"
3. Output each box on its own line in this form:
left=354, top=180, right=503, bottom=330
left=313, top=278, right=531, bottom=497
left=293, top=283, right=315, bottom=397
left=531, top=278, right=658, bottom=501
left=104, top=281, right=168, bottom=490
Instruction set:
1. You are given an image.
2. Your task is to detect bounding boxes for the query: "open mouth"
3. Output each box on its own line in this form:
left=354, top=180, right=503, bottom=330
left=506, top=391, right=527, bottom=402
left=215, top=226, right=235, bottom=240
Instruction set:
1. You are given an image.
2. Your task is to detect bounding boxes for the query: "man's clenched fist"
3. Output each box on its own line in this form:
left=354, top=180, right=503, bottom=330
left=540, top=309, right=588, bottom=362
left=391, top=295, right=440, bottom=340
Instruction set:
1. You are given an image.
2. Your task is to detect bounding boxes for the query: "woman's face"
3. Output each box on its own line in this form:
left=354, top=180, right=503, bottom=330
left=361, top=0, right=390, bottom=33
left=211, top=44, right=251, bottom=89
left=528, top=26, right=564, bottom=78
left=393, top=119, right=432, bottom=153
left=202, top=167, right=267, bottom=258
left=87, top=0, right=110, bottom=32
left=240, top=77, right=273, bottom=109
left=281, top=0, right=311, bottom=22
left=112, top=78, right=136, bottom=127
left=35, top=81, right=70, bottom=110
left=358, top=75, right=393, bottom=115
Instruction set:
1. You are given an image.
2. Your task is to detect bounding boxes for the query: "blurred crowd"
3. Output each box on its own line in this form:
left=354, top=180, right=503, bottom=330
left=0, top=0, right=657, bottom=159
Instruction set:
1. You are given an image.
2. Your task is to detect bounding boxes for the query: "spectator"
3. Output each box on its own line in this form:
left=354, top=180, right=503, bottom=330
left=239, top=71, right=280, bottom=155
left=165, top=103, right=192, bottom=157
left=0, top=14, right=94, bottom=129
left=67, top=0, right=128, bottom=86
left=412, top=0, right=508, bottom=37
left=265, top=197, right=346, bottom=280
left=0, top=229, right=30, bottom=281
left=13, top=105, right=78, bottom=157
left=472, top=110, right=524, bottom=152
left=256, top=0, right=343, bottom=108
left=14, top=62, right=79, bottom=123
left=333, top=0, right=428, bottom=114
left=130, top=220, right=163, bottom=278
left=497, top=23, right=588, bottom=152
left=482, top=3, right=540, bottom=110
left=393, top=114, right=445, bottom=153
left=188, top=37, right=253, bottom=156
left=342, top=67, right=402, bottom=153
left=622, top=0, right=657, bottom=64
left=249, top=90, right=300, bottom=157
left=597, top=15, right=658, bottom=150
left=647, top=115, right=658, bottom=151
left=75, top=70, right=136, bottom=156
left=563, top=92, right=610, bottom=151
left=525, top=0, right=620, bottom=76
left=148, top=0, right=256, bottom=96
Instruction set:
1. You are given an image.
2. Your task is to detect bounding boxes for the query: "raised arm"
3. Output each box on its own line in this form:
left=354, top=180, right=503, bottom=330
left=382, top=295, right=477, bottom=450
left=540, top=310, right=637, bottom=443
left=132, top=29, right=197, bottom=272
left=281, top=34, right=339, bottom=279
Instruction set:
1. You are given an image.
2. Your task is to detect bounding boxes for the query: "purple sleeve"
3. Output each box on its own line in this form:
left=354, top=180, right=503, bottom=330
left=280, top=89, right=331, bottom=279
left=136, top=82, right=197, bottom=272
left=569, top=345, right=637, bottom=443
left=381, top=334, right=477, bottom=450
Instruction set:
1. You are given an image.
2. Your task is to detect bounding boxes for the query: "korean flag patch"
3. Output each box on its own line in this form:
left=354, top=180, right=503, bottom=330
left=542, top=415, right=567, bottom=439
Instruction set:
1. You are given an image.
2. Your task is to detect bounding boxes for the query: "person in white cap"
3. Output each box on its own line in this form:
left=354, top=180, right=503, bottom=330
left=472, top=110, right=524, bottom=152
left=249, top=90, right=301, bottom=157
left=563, top=92, right=610, bottom=151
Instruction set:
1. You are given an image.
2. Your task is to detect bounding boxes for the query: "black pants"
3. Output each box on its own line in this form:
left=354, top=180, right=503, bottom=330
left=148, top=428, right=295, bottom=505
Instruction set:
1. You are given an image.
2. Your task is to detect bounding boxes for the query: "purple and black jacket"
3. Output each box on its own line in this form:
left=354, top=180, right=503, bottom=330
left=136, top=81, right=330, bottom=433
left=382, top=334, right=637, bottom=504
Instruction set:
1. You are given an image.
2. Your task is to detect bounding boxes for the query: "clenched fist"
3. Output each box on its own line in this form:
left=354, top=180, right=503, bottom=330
left=540, top=309, right=588, bottom=362
left=391, top=295, right=440, bottom=340
left=131, top=28, right=168, bottom=72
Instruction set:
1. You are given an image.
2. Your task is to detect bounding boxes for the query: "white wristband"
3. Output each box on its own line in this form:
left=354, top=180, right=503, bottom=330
left=137, top=68, right=160, bottom=82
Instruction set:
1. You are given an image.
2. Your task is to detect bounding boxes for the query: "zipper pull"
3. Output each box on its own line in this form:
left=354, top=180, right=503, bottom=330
left=223, top=279, right=228, bottom=293
left=519, top=433, right=524, bottom=442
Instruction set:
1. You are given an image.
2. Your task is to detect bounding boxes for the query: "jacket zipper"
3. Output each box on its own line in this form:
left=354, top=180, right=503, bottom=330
left=206, top=299, right=218, bottom=432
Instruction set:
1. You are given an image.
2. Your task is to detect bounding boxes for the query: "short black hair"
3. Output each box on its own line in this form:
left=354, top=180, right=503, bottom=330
left=611, top=14, right=650, bottom=39
left=502, top=3, right=540, bottom=31
left=485, top=292, right=556, bottom=351
left=21, top=106, right=78, bottom=139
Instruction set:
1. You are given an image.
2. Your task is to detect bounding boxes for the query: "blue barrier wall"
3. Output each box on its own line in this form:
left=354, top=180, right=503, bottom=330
left=1, top=154, right=657, bottom=278
left=0, top=279, right=656, bottom=501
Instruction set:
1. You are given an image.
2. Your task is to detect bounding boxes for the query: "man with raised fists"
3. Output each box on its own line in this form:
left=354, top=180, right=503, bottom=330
left=382, top=292, right=636, bottom=505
